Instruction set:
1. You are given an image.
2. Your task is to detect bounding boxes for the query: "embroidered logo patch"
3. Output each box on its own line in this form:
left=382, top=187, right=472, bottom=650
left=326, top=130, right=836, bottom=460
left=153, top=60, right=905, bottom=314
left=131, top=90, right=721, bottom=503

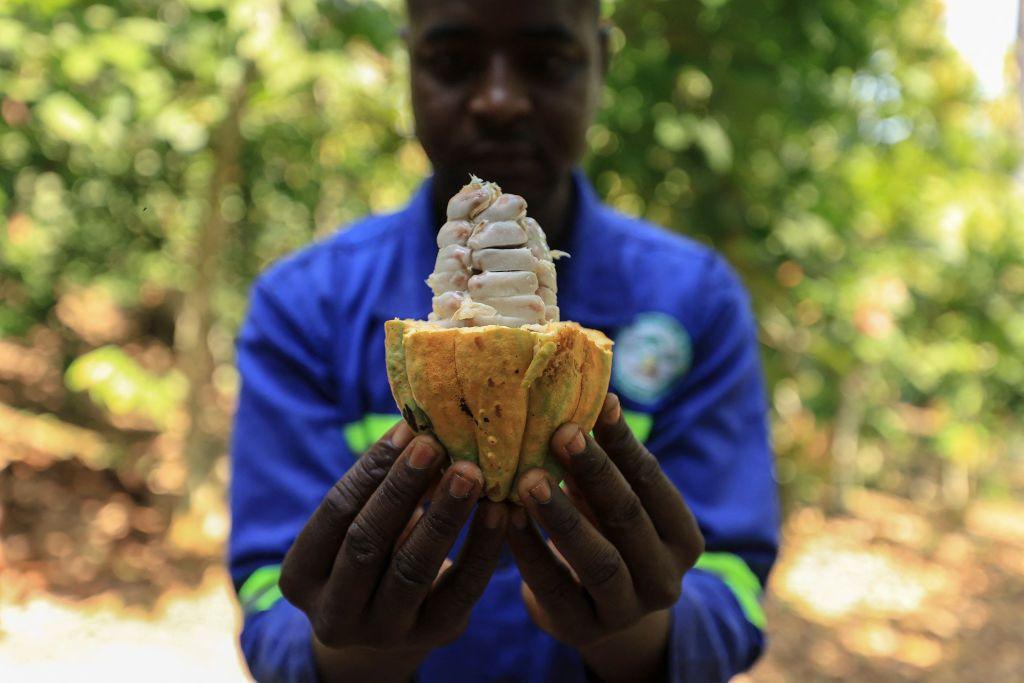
left=612, top=312, right=691, bottom=405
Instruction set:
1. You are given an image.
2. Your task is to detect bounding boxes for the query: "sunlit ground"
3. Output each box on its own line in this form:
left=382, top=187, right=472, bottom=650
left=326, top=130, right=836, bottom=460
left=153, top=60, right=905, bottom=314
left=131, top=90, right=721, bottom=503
left=3, top=485, right=1023, bottom=682
left=744, top=492, right=1024, bottom=682
left=0, top=567, right=250, bottom=681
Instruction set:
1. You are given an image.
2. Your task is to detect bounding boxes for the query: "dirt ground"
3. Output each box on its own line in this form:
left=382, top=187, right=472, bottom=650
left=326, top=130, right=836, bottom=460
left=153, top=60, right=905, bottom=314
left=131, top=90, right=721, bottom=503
left=744, top=491, right=1024, bottom=682
left=2, top=457, right=1023, bottom=682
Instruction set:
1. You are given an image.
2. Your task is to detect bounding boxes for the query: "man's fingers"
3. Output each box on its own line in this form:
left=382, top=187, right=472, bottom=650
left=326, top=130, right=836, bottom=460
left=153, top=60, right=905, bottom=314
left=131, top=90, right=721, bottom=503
left=520, top=582, right=561, bottom=636
left=371, top=461, right=484, bottom=635
left=505, top=506, right=593, bottom=630
left=560, top=475, right=599, bottom=527
left=516, top=470, right=637, bottom=628
left=280, top=420, right=413, bottom=605
left=435, top=558, right=455, bottom=584
left=550, top=424, right=678, bottom=608
left=593, top=394, right=703, bottom=562
left=318, top=435, right=447, bottom=636
left=419, top=500, right=508, bottom=637
left=395, top=505, right=425, bottom=550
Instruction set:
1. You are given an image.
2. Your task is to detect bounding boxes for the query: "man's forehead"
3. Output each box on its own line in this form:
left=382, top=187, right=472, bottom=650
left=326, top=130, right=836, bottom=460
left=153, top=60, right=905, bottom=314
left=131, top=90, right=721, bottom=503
left=406, top=0, right=598, bottom=36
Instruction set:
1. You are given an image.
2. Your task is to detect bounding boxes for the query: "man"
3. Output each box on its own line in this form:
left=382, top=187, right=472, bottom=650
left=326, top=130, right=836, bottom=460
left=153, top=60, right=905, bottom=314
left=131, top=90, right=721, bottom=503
left=229, top=1, right=780, bottom=681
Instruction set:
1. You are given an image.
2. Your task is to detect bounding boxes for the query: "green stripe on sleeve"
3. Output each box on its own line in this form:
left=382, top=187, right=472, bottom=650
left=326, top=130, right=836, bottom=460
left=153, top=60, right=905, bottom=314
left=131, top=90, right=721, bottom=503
left=621, top=409, right=653, bottom=443
left=343, top=412, right=401, bottom=454
left=694, top=552, right=766, bottom=629
left=251, top=584, right=283, bottom=612
left=238, top=565, right=283, bottom=613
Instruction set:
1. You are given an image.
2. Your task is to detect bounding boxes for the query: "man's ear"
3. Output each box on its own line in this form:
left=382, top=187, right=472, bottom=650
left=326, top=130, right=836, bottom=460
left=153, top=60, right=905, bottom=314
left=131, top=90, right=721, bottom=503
left=597, top=23, right=612, bottom=78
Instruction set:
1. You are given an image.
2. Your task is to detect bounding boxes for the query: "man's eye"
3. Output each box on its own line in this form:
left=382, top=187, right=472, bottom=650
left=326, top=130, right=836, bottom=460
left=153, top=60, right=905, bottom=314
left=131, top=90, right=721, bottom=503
left=420, top=50, right=478, bottom=83
left=519, top=52, right=577, bottom=82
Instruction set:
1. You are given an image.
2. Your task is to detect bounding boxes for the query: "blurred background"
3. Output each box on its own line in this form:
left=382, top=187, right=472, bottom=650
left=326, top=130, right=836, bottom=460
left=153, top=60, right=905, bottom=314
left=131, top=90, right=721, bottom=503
left=1, top=0, right=1022, bottom=680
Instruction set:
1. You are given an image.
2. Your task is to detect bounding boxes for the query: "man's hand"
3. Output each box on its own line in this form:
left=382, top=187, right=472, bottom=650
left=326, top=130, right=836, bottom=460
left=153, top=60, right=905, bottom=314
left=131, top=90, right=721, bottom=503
left=279, top=421, right=508, bottom=683
left=506, top=394, right=705, bottom=682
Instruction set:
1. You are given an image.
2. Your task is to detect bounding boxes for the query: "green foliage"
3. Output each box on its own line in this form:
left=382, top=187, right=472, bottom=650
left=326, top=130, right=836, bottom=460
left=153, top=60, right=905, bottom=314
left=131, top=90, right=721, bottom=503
left=65, top=345, right=187, bottom=427
left=0, top=0, right=422, bottom=338
left=592, top=0, right=1024, bottom=507
left=1, top=0, right=1021, bottom=506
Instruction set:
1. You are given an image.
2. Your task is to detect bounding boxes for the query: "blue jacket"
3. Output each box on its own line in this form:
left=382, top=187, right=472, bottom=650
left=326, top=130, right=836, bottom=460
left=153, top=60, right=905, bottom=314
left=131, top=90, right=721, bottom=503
left=229, top=171, right=780, bottom=682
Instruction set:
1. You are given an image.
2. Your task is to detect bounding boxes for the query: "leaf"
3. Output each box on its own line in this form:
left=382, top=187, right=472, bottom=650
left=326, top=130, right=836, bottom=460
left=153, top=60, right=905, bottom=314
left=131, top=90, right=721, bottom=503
left=36, top=92, right=95, bottom=143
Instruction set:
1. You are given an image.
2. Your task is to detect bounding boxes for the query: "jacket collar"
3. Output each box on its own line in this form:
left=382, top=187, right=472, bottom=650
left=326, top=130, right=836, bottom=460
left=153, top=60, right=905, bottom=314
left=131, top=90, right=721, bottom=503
left=371, top=178, right=439, bottom=321
left=558, top=171, right=635, bottom=330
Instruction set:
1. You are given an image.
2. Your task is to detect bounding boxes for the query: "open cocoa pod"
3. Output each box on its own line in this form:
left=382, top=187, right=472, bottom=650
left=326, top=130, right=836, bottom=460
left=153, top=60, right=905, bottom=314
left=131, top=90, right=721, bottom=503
left=382, top=176, right=613, bottom=502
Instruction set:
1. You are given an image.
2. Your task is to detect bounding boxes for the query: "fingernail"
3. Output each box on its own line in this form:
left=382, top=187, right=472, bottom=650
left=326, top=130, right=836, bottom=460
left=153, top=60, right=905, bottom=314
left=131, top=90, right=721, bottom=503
left=408, top=439, right=440, bottom=470
left=529, top=478, right=551, bottom=504
left=600, top=393, right=621, bottom=425
left=449, top=472, right=475, bottom=499
left=482, top=503, right=504, bottom=529
left=510, top=507, right=528, bottom=529
left=391, top=421, right=415, bottom=450
left=565, top=426, right=586, bottom=456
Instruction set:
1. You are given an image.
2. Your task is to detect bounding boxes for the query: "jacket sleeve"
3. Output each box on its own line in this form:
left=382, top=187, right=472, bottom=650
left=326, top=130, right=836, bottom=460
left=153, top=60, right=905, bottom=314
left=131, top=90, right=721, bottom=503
left=645, top=254, right=780, bottom=682
left=229, top=269, right=351, bottom=682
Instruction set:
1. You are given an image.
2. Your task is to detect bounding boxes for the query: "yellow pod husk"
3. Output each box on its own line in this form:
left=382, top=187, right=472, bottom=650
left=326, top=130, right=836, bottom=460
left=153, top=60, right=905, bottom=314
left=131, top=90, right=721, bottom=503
left=384, top=319, right=613, bottom=502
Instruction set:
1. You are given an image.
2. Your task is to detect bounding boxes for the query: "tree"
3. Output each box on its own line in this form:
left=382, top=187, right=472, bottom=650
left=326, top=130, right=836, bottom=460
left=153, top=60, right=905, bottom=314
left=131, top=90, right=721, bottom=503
left=0, top=0, right=422, bottom=509
left=592, top=0, right=1024, bottom=510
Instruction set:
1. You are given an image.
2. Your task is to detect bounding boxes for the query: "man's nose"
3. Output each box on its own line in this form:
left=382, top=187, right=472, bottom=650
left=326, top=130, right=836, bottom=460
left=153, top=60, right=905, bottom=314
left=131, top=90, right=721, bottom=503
left=468, top=55, right=531, bottom=124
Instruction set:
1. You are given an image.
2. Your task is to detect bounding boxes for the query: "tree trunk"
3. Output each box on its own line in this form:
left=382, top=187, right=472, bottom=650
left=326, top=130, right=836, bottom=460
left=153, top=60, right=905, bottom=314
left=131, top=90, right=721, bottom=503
left=829, top=367, right=864, bottom=514
left=941, top=460, right=971, bottom=514
left=176, top=65, right=253, bottom=509
left=1017, top=0, right=1024, bottom=138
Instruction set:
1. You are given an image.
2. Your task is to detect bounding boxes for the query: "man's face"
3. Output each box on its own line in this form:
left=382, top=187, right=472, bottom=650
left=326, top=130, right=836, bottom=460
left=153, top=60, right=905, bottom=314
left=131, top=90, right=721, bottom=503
left=407, top=0, right=606, bottom=203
